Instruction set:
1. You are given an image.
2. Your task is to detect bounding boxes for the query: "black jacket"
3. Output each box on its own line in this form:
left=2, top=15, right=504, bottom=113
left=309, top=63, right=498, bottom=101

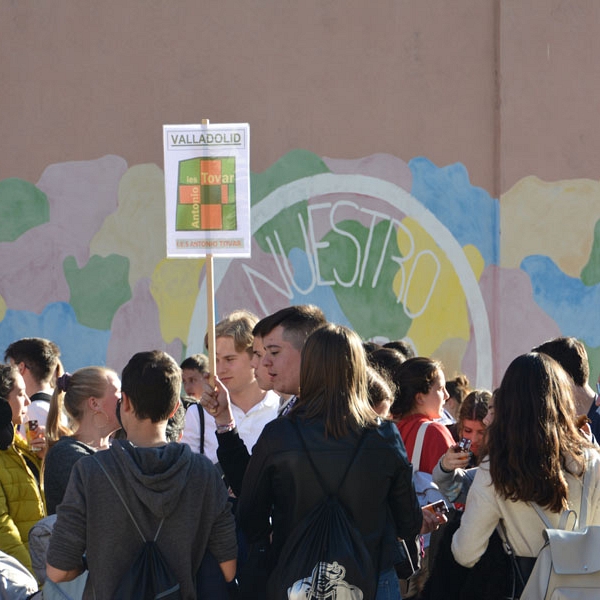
left=237, top=414, right=422, bottom=572
left=216, top=427, right=251, bottom=497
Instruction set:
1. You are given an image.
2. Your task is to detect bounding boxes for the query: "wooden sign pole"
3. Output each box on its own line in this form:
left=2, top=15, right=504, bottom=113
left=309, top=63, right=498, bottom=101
left=202, top=118, right=216, bottom=387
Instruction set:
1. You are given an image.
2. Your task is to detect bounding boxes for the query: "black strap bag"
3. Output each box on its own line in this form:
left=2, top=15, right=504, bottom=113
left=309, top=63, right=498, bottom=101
left=93, top=456, right=182, bottom=600
left=266, top=422, right=377, bottom=600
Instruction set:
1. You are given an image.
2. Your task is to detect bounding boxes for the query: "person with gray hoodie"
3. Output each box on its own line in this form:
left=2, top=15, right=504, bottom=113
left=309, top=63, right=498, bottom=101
left=45, top=350, right=237, bottom=599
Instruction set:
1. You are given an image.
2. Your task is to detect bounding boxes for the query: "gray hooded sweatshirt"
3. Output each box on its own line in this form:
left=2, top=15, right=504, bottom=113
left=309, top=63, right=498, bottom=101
left=47, top=440, right=237, bottom=600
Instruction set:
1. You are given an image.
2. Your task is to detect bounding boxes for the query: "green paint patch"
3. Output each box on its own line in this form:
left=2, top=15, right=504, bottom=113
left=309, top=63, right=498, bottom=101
left=320, top=220, right=412, bottom=340
left=64, top=254, right=132, bottom=330
left=254, top=200, right=309, bottom=255
left=252, top=150, right=330, bottom=255
left=581, top=219, right=600, bottom=286
left=251, top=149, right=330, bottom=207
left=0, top=178, right=49, bottom=241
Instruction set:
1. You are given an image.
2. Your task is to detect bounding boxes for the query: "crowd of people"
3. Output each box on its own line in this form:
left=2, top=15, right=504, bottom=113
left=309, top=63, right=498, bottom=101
left=0, top=309, right=599, bottom=600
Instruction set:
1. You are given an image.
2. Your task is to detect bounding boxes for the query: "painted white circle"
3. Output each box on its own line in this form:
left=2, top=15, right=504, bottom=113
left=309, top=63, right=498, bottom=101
left=189, top=173, right=492, bottom=389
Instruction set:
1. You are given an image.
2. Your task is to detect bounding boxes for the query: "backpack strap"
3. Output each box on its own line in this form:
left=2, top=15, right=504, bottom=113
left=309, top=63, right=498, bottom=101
left=93, top=455, right=165, bottom=543
left=293, top=419, right=383, bottom=588
left=576, top=448, right=592, bottom=529
left=197, top=402, right=205, bottom=454
left=530, top=448, right=593, bottom=532
left=411, top=421, right=430, bottom=472
left=292, top=420, right=368, bottom=496
left=531, top=504, right=574, bottom=531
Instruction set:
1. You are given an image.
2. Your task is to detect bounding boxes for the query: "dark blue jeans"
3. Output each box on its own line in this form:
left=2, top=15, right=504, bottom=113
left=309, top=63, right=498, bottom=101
left=376, top=568, right=402, bottom=600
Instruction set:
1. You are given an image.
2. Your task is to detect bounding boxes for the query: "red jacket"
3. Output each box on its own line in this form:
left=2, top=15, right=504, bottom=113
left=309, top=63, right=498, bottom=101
left=397, top=413, right=455, bottom=474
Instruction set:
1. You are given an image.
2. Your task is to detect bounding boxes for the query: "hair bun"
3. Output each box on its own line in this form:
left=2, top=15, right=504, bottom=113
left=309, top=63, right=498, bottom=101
left=56, top=372, right=72, bottom=393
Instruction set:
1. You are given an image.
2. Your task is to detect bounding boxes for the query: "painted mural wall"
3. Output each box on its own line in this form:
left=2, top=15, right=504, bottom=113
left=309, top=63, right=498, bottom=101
left=0, top=151, right=598, bottom=388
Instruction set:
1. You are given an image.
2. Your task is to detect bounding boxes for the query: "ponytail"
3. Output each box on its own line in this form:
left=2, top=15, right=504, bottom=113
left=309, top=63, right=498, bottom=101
left=46, top=375, right=73, bottom=446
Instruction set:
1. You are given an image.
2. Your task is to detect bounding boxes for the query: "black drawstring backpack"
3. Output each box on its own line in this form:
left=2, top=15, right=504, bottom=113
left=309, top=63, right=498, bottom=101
left=93, top=456, right=182, bottom=600
left=266, top=422, right=377, bottom=600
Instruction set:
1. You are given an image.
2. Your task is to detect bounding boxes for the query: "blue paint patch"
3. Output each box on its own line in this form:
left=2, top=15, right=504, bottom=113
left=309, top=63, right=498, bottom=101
left=409, top=157, right=499, bottom=266
left=521, top=255, right=600, bottom=347
left=0, top=302, right=110, bottom=372
left=288, top=248, right=353, bottom=327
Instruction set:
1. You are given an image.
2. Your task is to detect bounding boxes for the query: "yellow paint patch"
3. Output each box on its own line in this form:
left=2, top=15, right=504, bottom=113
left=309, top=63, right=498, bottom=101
left=0, top=295, right=6, bottom=321
left=395, top=217, right=484, bottom=357
left=431, top=337, right=469, bottom=380
left=90, top=164, right=167, bottom=288
left=150, top=258, right=205, bottom=344
left=501, top=176, right=599, bottom=276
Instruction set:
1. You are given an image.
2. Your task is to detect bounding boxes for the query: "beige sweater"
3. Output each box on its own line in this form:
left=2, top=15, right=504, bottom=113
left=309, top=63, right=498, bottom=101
left=451, top=450, right=600, bottom=567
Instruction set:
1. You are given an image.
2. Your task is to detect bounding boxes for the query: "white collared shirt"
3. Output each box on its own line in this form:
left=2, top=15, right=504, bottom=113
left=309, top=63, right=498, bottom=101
left=181, top=390, right=280, bottom=463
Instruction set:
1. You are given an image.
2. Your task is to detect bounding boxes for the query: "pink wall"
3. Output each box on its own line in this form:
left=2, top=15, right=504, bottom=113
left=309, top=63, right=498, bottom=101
left=2, top=1, right=600, bottom=385
left=0, top=2, right=536, bottom=192
left=4, top=2, right=598, bottom=192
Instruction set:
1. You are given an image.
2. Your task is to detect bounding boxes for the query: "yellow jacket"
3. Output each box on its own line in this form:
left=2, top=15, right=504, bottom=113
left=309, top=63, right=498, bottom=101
left=0, top=431, right=45, bottom=573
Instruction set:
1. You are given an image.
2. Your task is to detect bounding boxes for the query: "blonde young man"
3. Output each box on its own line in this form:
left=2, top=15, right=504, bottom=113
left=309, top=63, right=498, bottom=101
left=181, top=310, right=279, bottom=463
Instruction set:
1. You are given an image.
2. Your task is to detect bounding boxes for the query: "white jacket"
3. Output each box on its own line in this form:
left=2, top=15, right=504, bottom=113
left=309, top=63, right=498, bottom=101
left=451, top=450, right=600, bottom=567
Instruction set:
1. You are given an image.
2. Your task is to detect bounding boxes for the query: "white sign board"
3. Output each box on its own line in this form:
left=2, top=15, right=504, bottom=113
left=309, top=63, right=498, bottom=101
left=163, top=122, right=251, bottom=257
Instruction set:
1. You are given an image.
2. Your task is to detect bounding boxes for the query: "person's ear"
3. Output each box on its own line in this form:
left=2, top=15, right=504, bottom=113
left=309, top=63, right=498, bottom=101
left=167, top=399, right=180, bottom=419
left=121, top=392, right=133, bottom=414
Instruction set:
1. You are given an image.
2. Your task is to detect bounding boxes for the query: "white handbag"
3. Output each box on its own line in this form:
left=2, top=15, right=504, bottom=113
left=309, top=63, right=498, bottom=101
left=519, top=450, right=600, bottom=600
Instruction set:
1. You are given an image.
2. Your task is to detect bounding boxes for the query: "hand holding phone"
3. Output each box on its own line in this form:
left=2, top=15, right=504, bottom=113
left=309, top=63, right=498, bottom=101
left=421, top=499, right=449, bottom=533
left=458, top=437, right=472, bottom=452
left=423, top=499, right=449, bottom=517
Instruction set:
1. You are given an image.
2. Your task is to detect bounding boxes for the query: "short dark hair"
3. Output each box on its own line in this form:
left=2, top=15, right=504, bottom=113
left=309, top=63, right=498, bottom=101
left=122, top=351, right=181, bottom=423
left=368, top=347, right=407, bottom=379
left=532, top=337, right=589, bottom=386
left=252, top=305, right=327, bottom=350
left=180, top=353, right=209, bottom=373
left=4, top=338, right=61, bottom=384
left=362, top=341, right=381, bottom=355
left=382, top=340, right=416, bottom=360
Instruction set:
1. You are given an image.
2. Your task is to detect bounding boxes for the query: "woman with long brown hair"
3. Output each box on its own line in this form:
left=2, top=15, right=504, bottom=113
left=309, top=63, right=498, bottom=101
left=452, top=352, right=600, bottom=591
left=237, top=323, right=424, bottom=599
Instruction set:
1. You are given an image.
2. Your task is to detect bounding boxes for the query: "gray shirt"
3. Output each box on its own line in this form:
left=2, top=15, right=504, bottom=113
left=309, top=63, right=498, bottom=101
left=43, top=437, right=96, bottom=515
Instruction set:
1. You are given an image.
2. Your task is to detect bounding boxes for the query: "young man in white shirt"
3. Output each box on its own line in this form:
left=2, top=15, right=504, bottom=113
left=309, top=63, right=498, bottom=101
left=4, top=337, right=61, bottom=427
left=181, top=310, right=279, bottom=462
